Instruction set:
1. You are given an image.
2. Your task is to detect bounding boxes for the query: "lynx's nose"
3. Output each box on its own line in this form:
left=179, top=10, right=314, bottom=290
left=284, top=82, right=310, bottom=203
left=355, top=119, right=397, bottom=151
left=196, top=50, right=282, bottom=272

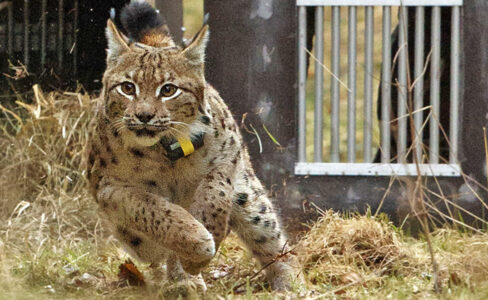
left=135, top=112, right=155, bottom=124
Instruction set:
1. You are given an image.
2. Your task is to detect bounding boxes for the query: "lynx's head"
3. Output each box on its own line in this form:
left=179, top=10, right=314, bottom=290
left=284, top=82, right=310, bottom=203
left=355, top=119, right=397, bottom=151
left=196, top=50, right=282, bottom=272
left=102, top=2, right=209, bottom=147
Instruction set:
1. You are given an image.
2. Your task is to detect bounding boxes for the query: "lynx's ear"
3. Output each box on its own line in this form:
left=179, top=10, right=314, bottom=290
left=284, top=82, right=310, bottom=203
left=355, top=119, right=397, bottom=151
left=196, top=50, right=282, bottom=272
left=181, top=24, right=209, bottom=67
left=106, top=19, right=131, bottom=65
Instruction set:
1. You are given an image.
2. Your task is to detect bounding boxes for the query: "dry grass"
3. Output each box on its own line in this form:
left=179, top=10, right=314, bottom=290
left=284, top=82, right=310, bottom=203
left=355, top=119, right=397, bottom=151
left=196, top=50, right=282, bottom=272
left=298, top=211, right=411, bottom=284
left=297, top=211, right=488, bottom=298
left=1, top=89, right=488, bottom=299
left=1, top=3, right=486, bottom=300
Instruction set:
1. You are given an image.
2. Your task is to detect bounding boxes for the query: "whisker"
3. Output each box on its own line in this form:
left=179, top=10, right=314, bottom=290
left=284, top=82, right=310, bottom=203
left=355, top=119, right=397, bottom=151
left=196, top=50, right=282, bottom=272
left=173, top=122, right=194, bottom=131
left=168, top=120, right=190, bottom=127
left=166, top=127, right=181, bottom=140
left=108, top=119, right=124, bottom=129
left=115, top=124, right=125, bottom=131
left=111, top=120, right=124, bottom=128
left=173, top=124, right=196, bottom=137
left=168, top=126, right=187, bottom=137
left=172, top=123, right=187, bottom=130
left=113, top=122, right=126, bottom=133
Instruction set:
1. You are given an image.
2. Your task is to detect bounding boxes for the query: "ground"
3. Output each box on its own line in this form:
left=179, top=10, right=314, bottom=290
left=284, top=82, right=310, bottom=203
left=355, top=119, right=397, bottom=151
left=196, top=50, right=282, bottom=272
left=1, top=89, right=488, bottom=299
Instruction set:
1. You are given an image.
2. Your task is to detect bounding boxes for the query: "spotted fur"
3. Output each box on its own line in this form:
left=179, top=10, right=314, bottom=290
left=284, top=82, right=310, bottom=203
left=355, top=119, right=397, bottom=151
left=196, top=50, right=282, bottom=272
left=86, top=3, right=302, bottom=292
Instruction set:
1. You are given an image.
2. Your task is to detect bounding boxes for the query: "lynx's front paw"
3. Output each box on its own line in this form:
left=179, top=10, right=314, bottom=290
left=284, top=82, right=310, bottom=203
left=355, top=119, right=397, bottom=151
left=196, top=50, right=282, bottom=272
left=162, top=280, right=199, bottom=299
left=266, top=258, right=305, bottom=292
left=192, top=230, right=216, bottom=261
left=178, top=230, right=215, bottom=275
left=179, top=258, right=212, bottom=275
left=163, top=272, right=207, bottom=298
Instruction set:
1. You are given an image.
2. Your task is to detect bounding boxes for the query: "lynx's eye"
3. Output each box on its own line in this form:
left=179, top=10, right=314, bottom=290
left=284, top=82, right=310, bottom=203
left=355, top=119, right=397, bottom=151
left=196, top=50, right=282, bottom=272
left=116, top=81, right=137, bottom=99
left=158, top=84, right=181, bottom=101
left=120, top=82, right=136, bottom=95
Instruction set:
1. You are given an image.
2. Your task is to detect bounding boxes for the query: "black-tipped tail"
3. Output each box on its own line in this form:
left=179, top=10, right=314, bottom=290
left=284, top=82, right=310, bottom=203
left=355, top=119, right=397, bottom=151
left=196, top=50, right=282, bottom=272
left=120, top=1, right=165, bottom=42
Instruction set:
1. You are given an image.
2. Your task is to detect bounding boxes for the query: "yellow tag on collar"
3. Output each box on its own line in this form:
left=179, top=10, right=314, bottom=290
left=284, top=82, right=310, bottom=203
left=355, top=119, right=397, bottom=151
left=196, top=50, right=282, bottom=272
left=177, top=136, right=195, bottom=156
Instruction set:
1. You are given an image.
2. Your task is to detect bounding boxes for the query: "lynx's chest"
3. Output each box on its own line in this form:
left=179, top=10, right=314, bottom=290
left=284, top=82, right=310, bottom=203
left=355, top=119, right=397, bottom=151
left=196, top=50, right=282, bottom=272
left=100, top=133, right=215, bottom=208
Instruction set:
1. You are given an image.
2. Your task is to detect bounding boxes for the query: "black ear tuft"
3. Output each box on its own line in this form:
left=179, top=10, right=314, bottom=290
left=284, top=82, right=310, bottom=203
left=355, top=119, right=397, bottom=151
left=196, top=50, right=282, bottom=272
left=120, top=1, right=165, bottom=41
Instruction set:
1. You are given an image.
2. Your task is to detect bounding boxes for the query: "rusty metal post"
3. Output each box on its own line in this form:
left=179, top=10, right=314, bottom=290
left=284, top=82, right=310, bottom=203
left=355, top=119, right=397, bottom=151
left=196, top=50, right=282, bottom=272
left=203, top=0, right=300, bottom=223
left=462, top=0, right=487, bottom=183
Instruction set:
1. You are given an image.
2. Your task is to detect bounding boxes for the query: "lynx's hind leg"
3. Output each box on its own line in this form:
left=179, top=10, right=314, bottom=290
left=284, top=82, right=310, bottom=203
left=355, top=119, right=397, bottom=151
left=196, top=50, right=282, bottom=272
left=230, top=180, right=303, bottom=291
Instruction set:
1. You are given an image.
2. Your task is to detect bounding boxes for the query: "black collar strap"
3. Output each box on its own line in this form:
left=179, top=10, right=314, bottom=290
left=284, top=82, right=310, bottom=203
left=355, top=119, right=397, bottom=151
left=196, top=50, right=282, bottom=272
left=160, top=132, right=205, bottom=161
left=159, top=116, right=209, bottom=161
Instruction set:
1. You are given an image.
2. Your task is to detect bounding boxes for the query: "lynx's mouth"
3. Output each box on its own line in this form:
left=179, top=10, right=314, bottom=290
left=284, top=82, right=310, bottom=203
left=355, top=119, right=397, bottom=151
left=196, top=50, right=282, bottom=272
left=124, top=124, right=167, bottom=147
left=127, top=124, right=168, bottom=137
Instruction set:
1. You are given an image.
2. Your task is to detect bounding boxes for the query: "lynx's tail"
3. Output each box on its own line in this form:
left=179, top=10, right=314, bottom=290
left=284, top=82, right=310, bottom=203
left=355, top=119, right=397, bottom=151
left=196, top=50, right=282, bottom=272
left=120, top=1, right=173, bottom=47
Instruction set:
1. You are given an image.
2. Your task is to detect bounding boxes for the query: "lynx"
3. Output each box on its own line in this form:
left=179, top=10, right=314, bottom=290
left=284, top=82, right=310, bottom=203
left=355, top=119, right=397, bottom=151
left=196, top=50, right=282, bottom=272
left=86, top=1, right=302, bottom=292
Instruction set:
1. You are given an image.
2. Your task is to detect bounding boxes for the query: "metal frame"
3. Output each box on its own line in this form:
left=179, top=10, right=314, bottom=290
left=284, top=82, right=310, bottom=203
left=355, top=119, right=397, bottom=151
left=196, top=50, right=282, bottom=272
left=347, top=6, right=357, bottom=163
left=449, top=6, right=460, bottom=164
left=413, top=6, right=425, bottom=163
left=298, top=6, right=307, bottom=162
left=1, top=0, right=79, bottom=76
left=314, top=6, right=324, bottom=162
left=330, top=6, right=341, bottom=162
left=397, top=7, right=408, bottom=163
left=296, top=1, right=463, bottom=176
left=363, top=6, right=374, bottom=162
left=298, top=0, right=462, bottom=6
left=295, top=162, right=461, bottom=176
left=430, top=6, right=441, bottom=164
left=381, top=6, right=391, bottom=163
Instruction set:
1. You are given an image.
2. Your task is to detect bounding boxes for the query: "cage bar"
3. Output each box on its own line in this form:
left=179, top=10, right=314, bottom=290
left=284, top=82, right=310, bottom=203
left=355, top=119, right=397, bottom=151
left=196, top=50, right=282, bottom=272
left=58, top=0, right=64, bottom=70
left=330, top=6, right=341, bottom=162
left=298, top=6, right=307, bottom=162
left=295, top=162, right=461, bottom=176
left=413, top=6, right=425, bottom=163
left=297, top=0, right=462, bottom=6
left=7, top=1, right=13, bottom=55
left=430, top=7, right=441, bottom=164
left=364, top=6, right=374, bottom=163
left=381, top=6, right=392, bottom=163
left=314, top=6, right=324, bottom=162
left=295, top=1, right=462, bottom=177
left=347, top=6, right=357, bottom=162
left=41, top=0, right=47, bottom=66
left=397, top=7, right=408, bottom=163
left=24, top=0, right=29, bottom=67
left=73, top=0, right=78, bottom=76
left=449, top=6, right=460, bottom=164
